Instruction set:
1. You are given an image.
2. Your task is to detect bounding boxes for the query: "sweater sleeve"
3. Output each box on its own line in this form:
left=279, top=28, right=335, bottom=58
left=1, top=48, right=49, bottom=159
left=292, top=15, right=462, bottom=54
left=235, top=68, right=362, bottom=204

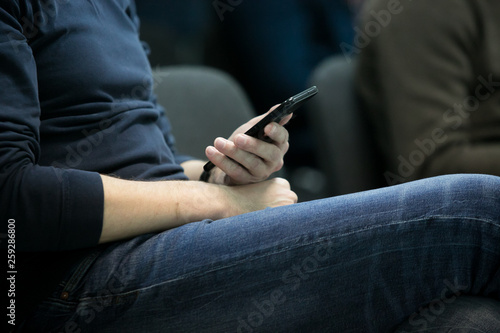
left=0, top=4, right=104, bottom=252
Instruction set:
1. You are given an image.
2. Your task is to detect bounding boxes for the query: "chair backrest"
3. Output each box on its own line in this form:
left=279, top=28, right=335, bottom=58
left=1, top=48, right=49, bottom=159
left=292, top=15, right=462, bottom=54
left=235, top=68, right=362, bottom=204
left=153, top=66, right=255, bottom=160
left=308, top=56, right=385, bottom=196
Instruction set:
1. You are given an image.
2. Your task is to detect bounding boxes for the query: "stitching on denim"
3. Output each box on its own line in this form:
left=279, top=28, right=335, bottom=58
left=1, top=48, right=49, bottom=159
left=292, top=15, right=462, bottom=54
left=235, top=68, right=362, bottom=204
left=62, top=249, right=103, bottom=294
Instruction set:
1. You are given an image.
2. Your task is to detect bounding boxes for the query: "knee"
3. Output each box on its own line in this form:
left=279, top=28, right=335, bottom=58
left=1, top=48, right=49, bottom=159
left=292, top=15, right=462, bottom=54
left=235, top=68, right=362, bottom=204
left=405, top=174, right=500, bottom=221
left=434, top=173, right=500, bottom=201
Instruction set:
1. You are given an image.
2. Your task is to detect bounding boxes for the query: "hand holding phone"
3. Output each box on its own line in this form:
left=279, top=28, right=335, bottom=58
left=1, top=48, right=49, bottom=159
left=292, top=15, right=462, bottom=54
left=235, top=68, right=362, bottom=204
left=203, top=86, right=318, bottom=174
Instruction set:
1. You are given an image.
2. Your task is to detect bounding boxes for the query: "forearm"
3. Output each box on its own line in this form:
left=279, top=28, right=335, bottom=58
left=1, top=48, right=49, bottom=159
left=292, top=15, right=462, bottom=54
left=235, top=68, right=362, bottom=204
left=99, top=173, right=298, bottom=244
left=99, top=174, right=227, bottom=244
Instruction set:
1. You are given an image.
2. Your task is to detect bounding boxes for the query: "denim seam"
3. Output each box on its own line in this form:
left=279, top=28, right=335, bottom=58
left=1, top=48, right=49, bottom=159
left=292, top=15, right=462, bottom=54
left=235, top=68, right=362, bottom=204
left=62, top=249, right=104, bottom=295
left=78, top=215, right=499, bottom=302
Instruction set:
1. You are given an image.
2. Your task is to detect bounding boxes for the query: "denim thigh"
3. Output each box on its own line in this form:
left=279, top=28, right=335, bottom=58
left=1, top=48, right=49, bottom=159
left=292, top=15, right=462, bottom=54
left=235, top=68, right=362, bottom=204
left=394, top=296, right=500, bottom=332
left=23, top=174, right=500, bottom=332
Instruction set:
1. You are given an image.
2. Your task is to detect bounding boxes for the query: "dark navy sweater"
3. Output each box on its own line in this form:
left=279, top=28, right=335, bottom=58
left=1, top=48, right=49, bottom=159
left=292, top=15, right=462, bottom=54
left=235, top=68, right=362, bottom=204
left=0, top=0, right=191, bottom=322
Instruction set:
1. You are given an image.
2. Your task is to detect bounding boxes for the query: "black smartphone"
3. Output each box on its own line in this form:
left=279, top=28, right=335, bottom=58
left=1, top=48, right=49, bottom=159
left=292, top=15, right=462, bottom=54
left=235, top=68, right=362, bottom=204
left=203, top=86, right=318, bottom=172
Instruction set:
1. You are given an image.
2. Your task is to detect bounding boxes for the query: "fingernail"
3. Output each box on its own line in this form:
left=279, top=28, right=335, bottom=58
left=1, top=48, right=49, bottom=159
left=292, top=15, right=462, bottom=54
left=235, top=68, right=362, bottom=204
left=236, top=134, right=247, bottom=146
left=215, top=138, right=226, bottom=149
left=206, top=146, right=216, bottom=157
left=267, top=123, right=277, bottom=135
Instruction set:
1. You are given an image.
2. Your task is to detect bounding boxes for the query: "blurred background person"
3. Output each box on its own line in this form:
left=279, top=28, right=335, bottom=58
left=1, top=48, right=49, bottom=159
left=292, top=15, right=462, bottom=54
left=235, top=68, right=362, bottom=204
left=356, top=0, right=500, bottom=184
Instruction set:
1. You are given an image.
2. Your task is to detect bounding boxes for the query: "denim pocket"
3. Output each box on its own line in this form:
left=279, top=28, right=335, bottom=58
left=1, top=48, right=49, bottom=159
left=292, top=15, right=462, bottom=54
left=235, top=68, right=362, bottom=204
left=57, top=249, right=103, bottom=302
left=18, top=249, right=104, bottom=332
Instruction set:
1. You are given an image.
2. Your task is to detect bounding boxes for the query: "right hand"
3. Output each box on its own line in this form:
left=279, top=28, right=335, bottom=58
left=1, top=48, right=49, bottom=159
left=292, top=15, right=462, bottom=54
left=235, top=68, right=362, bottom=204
left=221, top=177, right=298, bottom=217
left=205, top=106, right=292, bottom=186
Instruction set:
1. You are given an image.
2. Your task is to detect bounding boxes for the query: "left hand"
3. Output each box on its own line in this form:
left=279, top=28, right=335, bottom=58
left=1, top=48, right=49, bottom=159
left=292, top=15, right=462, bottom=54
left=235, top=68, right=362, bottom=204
left=205, top=106, right=292, bottom=185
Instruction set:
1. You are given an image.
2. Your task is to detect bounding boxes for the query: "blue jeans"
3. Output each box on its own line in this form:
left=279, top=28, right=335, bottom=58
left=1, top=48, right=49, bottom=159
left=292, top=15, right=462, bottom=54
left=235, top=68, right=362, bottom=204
left=394, top=296, right=500, bottom=332
left=20, top=174, right=500, bottom=332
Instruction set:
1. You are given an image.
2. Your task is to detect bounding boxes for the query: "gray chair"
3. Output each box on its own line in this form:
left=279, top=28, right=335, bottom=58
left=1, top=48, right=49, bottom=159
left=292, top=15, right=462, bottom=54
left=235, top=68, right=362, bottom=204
left=153, top=66, right=255, bottom=161
left=308, top=55, right=385, bottom=197
left=308, top=55, right=500, bottom=331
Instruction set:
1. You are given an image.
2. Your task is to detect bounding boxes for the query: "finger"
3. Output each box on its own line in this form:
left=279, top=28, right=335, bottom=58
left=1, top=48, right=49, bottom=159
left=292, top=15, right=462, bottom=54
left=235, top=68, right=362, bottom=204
left=214, top=137, right=270, bottom=178
left=278, top=113, right=293, bottom=126
left=269, top=178, right=299, bottom=206
left=205, top=145, right=254, bottom=184
left=248, top=105, right=281, bottom=127
left=250, top=123, right=290, bottom=158
left=248, top=104, right=282, bottom=128
left=259, top=107, right=292, bottom=127
left=268, top=104, right=281, bottom=112
left=233, top=134, right=284, bottom=173
left=263, top=122, right=289, bottom=147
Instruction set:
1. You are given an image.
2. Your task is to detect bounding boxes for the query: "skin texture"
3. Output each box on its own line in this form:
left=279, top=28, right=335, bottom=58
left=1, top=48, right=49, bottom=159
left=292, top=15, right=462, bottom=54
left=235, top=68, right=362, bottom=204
left=204, top=106, right=292, bottom=185
left=99, top=108, right=297, bottom=244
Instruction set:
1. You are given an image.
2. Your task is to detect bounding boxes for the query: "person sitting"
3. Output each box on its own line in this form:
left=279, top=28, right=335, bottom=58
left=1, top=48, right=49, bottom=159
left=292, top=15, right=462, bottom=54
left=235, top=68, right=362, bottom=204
left=1, top=1, right=499, bottom=332
left=356, top=0, right=500, bottom=185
